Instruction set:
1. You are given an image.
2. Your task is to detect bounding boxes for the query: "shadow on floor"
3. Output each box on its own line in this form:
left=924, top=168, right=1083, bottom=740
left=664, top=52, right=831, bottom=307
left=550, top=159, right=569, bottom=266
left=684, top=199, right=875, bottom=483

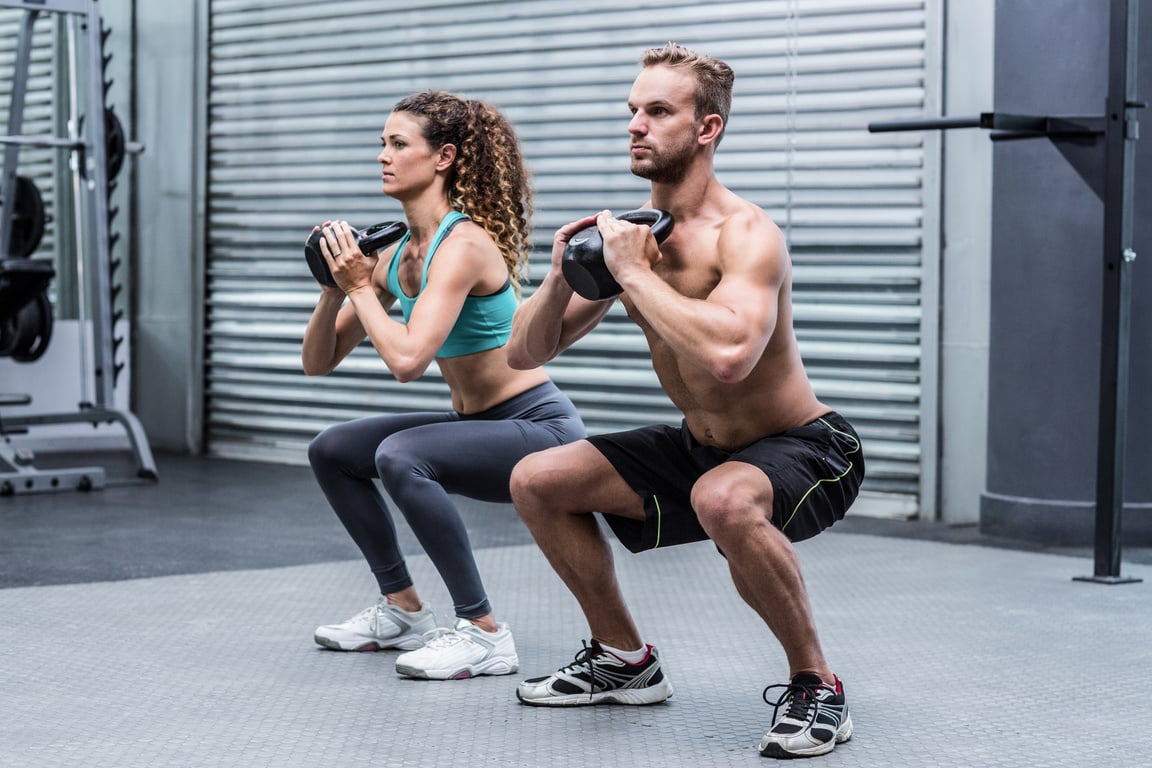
left=2, top=449, right=1148, bottom=589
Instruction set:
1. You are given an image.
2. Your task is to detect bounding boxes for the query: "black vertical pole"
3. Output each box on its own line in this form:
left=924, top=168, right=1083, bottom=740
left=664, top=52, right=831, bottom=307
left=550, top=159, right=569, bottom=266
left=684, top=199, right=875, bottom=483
left=1077, top=0, right=1143, bottom=584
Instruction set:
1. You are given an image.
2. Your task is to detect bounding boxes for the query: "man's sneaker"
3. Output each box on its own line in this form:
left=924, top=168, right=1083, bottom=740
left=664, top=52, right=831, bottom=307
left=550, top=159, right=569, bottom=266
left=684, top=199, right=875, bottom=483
left=758, top=672, right=853, bottom=758
left=394, top=618, right=519, bottom=680
left=313, top=596, right=436, bottom=652
left=516, top=640, right=673, bottom=706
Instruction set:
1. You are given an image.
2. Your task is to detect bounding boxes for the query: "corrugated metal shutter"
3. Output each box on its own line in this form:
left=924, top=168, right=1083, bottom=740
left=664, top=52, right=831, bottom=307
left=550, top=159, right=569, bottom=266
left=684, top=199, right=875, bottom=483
left=1, top=9, right=58, bottom=261
left=204, top=0, right=933, bottom=501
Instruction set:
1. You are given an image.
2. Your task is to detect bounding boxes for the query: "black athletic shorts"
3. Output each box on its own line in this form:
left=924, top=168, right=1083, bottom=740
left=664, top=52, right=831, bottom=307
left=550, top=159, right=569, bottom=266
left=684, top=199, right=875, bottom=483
left=587, top=412, right=865, bottom=553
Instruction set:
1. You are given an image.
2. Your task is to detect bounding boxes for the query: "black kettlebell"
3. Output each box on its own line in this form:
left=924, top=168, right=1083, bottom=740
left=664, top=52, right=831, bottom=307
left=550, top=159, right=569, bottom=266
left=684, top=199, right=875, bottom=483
left=561, top=209, right=673, bottom=301
left=304, top=221, right=408, bottom=287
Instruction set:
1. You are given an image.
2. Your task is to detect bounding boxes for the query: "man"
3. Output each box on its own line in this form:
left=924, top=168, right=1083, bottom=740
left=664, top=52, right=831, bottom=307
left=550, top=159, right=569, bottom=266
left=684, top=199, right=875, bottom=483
left=505, top=42, right=864, bottom=758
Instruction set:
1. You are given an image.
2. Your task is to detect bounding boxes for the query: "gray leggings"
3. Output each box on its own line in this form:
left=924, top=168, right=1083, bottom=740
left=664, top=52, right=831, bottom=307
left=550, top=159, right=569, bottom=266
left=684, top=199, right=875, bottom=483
left=308, top=381, right=585, bottom=619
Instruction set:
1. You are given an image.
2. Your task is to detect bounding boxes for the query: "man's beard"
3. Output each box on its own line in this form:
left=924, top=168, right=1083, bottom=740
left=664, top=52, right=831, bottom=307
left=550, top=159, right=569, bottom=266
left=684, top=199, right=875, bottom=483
left=631, top=138, right=694, bottom=184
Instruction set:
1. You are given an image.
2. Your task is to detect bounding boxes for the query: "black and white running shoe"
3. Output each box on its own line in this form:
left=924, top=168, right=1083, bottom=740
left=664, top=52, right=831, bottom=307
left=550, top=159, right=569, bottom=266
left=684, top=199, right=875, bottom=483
left=758, top=672, right=853, bottom=758
left=516, top=640, right=673, bottom=706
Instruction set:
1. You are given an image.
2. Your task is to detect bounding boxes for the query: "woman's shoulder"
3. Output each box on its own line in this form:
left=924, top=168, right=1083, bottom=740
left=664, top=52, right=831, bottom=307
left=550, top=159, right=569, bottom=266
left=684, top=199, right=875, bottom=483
left=437, top=218, right=501, bottom=260
left=428, top=218, right=509, bottom=292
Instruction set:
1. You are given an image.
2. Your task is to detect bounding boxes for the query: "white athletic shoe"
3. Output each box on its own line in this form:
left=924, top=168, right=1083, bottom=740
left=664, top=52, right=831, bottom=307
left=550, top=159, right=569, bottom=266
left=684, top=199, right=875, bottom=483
left=516, top=640, right=673, bottom=706
left=314, top=596, right=437, bottom=652
left=394, top=618, right=519, bottom=680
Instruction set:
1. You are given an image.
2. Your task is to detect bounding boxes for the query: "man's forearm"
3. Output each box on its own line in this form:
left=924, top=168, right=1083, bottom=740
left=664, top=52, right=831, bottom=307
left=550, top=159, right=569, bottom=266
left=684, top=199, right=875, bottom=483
left=508, top=270, right=577, bottom=369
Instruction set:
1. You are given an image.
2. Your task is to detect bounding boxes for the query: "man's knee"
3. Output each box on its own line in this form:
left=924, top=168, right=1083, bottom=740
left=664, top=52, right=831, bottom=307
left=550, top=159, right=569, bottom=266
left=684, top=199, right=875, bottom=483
left=511, top=441, right=602, bottom=515
left=691, top=471, right=774, bottom=541
left=510, top=447, right=562, bottom=510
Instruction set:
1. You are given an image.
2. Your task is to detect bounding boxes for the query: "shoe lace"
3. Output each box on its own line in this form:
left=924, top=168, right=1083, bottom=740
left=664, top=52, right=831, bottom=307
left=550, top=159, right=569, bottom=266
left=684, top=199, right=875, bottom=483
left=762, top=680, right=820, bottom=728
left=366, top=596, right=392, bottom=632
left=560, top=641, right=599, bottom=700
left=421, top=627, right=465, bottom=651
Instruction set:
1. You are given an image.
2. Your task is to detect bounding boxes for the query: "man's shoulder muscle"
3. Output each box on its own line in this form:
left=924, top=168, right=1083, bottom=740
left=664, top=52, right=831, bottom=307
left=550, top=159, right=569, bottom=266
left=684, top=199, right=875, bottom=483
left=715, top=202, right=786, bottom=281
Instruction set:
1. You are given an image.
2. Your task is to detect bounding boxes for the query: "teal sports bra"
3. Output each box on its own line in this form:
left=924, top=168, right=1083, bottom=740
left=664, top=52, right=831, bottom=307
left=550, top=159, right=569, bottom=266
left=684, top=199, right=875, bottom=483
left=385, top=211, right=517, bottom=359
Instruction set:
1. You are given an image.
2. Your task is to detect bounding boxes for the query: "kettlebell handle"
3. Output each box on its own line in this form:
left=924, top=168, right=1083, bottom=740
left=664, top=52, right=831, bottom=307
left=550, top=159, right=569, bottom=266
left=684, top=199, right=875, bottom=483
left=616, top=209, right=673, bottom=242
left=304, top=221, right=409, bottom=287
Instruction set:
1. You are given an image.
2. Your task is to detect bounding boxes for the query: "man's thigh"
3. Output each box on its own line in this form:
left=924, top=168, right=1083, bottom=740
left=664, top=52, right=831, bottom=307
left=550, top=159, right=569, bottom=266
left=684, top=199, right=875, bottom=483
left=518, top=438, right=647, bottom=521
left=588, top=424, right=721, bottom=552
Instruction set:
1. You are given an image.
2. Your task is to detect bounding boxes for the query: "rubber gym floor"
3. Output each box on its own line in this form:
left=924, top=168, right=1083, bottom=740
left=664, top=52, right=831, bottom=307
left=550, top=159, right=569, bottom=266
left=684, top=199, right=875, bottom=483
left=2, top=451, right=1150, bottom=768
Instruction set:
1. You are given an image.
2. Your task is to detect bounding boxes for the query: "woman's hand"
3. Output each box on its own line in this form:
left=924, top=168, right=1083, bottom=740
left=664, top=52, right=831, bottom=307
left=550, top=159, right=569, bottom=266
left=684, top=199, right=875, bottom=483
left=319, top=220, right=379, bottom=294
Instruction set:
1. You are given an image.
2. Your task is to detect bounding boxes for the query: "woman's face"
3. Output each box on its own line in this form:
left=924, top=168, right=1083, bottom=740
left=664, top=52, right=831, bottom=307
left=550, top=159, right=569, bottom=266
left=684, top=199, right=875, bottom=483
left=377, top=111, right=450, bottom=200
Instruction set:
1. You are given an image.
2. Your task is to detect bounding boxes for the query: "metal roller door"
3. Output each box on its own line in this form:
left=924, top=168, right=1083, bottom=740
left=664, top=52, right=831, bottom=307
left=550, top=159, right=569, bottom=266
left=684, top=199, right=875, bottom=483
left=204, top=0, right=936, bottom=507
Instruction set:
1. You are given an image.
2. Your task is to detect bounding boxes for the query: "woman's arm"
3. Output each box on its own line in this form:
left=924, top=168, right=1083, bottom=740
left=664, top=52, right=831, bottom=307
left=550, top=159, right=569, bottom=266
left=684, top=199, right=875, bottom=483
left=322, top=219, right=485, bottom=382
left=301, top=286, right=370, bottom=376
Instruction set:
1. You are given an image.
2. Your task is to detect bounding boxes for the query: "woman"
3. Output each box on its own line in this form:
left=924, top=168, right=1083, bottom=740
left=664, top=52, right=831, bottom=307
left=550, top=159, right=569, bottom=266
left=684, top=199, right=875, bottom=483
left=302, top=91, right=585, bottom=680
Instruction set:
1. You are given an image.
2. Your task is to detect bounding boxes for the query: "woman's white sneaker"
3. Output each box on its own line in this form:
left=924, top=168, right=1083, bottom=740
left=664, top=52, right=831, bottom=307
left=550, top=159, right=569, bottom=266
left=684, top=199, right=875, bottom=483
left=314, top=596, right=436, bottom=652
left=394, top=618, right=519, bottom=680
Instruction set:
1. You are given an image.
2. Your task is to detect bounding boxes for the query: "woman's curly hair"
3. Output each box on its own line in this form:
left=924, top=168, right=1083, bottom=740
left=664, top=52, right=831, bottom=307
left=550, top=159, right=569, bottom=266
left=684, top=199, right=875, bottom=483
left=392, top=91, right=534, bottom=292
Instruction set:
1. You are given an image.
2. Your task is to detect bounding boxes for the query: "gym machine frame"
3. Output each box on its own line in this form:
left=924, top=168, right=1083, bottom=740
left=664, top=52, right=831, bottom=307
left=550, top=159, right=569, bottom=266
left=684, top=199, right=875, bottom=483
left=869, top=0, right=1144, bottom=584
left=1, top=0, right=156, bottom=493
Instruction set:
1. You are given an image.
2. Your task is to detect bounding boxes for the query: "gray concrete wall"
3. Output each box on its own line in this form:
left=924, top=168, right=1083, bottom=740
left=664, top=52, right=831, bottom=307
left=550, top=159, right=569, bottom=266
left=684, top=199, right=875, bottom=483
left=938, top=0, right=995, bottom=524
left=981, top=0, right=1152, bottom=544
left=129, top=0, right=205, bottom=453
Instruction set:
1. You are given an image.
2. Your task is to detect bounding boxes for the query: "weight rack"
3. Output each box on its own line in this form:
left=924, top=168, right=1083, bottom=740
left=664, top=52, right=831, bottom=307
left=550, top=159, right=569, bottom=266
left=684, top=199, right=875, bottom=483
left=1, top=0, right=155, bottom=495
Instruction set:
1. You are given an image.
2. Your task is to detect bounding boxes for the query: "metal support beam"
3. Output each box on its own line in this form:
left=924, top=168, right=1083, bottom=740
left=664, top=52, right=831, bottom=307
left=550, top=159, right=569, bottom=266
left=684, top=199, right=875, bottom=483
left=80, top=3, right=116, bottom=412
left=1075, top=0, right=1143, bottom=585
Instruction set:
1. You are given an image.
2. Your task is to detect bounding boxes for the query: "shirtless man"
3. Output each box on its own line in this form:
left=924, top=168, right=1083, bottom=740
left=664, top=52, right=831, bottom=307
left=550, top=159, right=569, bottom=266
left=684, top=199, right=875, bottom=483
left=505, top=43, right=865, bottom=758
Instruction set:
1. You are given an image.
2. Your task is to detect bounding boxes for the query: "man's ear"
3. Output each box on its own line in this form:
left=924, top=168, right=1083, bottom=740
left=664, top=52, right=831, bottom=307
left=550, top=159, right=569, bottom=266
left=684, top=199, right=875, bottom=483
left=437, top=143, right=458, bottom=170
left=698, top=115, right=724, bottom=146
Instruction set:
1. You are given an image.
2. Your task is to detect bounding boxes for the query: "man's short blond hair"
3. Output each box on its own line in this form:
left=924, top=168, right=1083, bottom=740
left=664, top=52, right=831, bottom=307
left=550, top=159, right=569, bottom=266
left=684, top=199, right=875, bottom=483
left=641, top=41, right=735, bottom=146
